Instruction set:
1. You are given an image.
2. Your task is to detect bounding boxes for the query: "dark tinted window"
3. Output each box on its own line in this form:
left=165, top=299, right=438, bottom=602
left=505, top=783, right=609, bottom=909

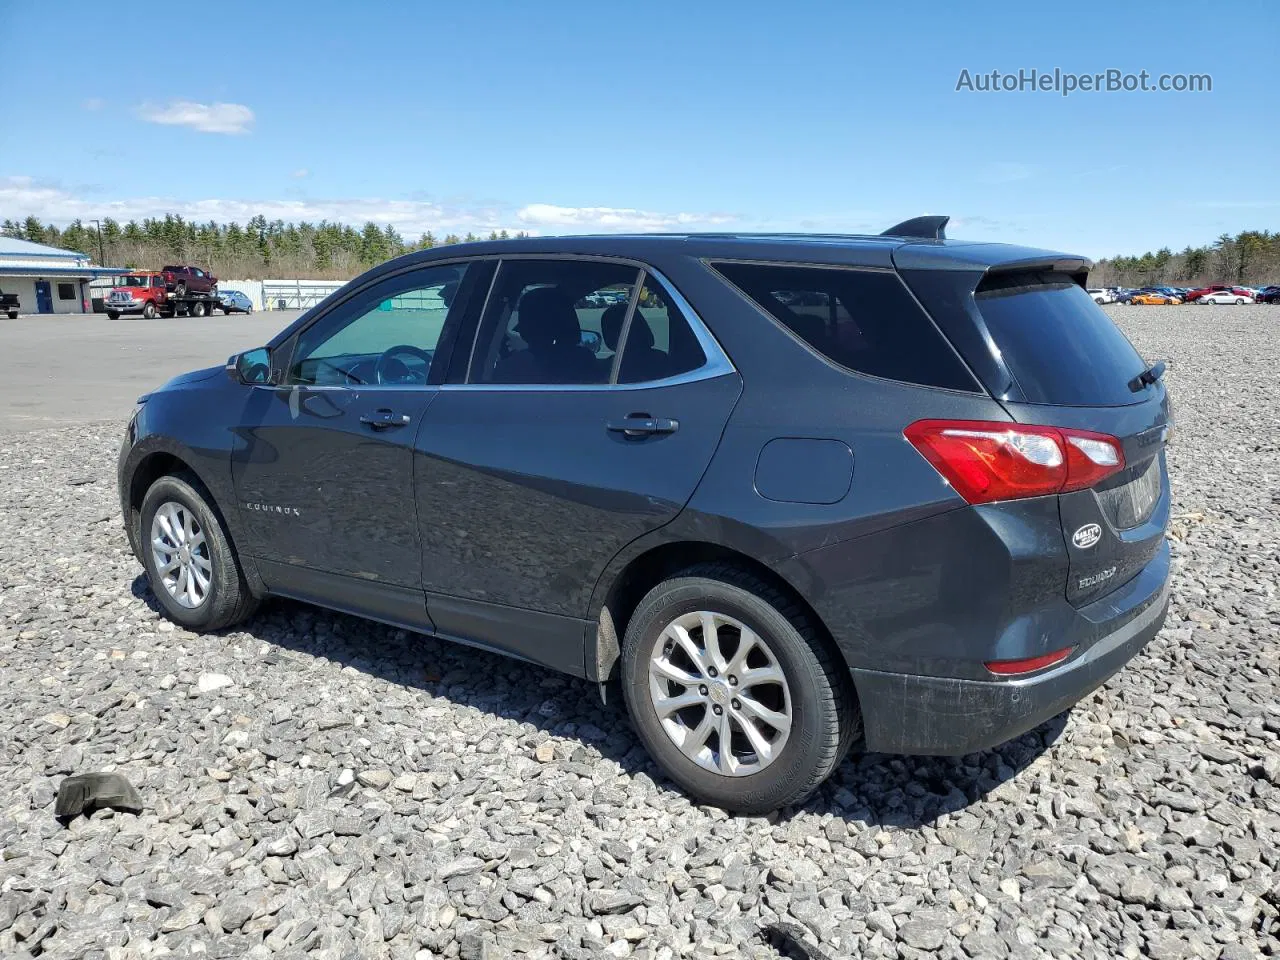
left=470, top=260, right=640, bottom=385
left=57, top=282, right=76, bottom=300
left=611, top=276, right=707, bottom=383
left=713, top=262, right=977, bottom=391
left=974, top=271, right=1147, bottom=406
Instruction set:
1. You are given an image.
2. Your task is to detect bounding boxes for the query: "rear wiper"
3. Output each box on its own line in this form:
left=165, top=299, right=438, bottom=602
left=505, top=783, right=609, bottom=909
left=1128, top=360, right=1166, bottom=393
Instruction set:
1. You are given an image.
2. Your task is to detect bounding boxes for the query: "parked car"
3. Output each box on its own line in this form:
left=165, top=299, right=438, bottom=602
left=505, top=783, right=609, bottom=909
left=0, top=286, right=19, bottom=319
left=1087, top=288, right=1115, bottom=304
left=218, top=289, right=254, bottom=314
left=1254, top=285, right=1280, bottom=304
left=1129, top=291, right=1182, bottom=305
left=1196, top=290, right=1254, bottom=304
left=118, top=221, right=1172, bottom=812
left=161, top=265, right=218, bottom=296
left=1184, top=284, right=1232, bottom=302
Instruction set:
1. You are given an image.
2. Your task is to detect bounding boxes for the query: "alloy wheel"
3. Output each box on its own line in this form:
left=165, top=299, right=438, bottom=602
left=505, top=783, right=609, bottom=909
left=150, top=501, right=212, bottom=608
left=647, top=610, right=792, bottom=777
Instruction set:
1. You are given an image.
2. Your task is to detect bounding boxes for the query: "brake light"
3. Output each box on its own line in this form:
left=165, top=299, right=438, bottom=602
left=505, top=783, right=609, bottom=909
left=904, top=419, right=1125, bottom=504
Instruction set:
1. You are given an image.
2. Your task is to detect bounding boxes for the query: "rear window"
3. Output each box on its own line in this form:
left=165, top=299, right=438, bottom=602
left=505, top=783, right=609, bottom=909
left=974, top=271, right=1147, bottom=406
left=712, top=262, right=978, bottom=391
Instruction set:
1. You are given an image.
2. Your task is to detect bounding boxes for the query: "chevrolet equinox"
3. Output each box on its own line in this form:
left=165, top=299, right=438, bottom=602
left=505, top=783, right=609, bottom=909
left=118, top=217, right=1172, bottom=812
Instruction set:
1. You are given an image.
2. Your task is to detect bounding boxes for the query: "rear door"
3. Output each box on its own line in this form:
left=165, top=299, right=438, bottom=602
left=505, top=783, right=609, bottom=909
left=413, top=258, right=741, bottom=673
left=910, top=265, right=1171, bottom=606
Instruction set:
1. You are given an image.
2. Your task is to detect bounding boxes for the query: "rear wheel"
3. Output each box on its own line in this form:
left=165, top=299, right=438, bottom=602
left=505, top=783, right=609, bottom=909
left=1236, top=298, right=1245, bottom=305
left=142, top=302, right=158, bottom=320
left=621, top=563, right=859, bottom=813
left=140, top=472, right=256, bottom=631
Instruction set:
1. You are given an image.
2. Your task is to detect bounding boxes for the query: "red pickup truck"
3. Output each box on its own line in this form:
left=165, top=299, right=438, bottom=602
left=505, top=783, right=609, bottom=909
left=161, top=265, right=217, bottom=296
left=105, top=272, right=221, bottom=319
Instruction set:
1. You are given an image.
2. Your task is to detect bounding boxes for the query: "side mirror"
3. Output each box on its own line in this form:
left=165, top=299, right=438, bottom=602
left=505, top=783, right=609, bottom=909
left=230, top=346, right=274, bottom=385
left=579, top=329, right=603, bottom=353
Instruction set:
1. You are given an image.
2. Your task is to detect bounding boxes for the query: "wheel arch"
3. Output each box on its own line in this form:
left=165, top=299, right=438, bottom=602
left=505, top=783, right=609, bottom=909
left=586, top=538, right=839, bottom=686
left=122, top=440, right=263, bottom=596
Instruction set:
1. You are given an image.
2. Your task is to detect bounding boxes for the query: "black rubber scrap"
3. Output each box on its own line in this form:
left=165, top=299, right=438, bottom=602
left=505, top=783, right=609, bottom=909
left=54, top=772, right=143, bottom=820
left=761, top=922, right=840, bottom=960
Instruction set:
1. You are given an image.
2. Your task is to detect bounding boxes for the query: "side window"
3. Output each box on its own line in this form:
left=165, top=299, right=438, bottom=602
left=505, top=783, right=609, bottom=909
left=57, top=282, right=77, bottom=301
left=470, top=259, right=640, bottom=385
left=287, top=263, right=468, bottom=386
left=712, top=262, right=978, bottom=391
left=615, top=276, right=707, bottom=383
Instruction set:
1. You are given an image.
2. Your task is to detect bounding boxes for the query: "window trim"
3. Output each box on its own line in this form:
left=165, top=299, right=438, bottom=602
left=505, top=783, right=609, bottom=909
left=447, top=256, right=734, bottom=393
left=705, top=257, right=984, bottom=395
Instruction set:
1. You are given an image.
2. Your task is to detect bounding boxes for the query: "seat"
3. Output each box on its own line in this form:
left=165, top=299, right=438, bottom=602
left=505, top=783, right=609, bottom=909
left=491, top=287, right=602, bottom=384
left=601, top=303, right=671, bottom=383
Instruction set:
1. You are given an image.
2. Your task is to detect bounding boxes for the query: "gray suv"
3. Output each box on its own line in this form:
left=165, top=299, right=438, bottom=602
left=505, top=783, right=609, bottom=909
left=118, top=217, right=1171, bottom=812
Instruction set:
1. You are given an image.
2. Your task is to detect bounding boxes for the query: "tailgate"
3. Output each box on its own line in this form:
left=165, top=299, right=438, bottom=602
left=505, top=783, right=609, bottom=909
left=1002, top=392, right=1171, bottom=605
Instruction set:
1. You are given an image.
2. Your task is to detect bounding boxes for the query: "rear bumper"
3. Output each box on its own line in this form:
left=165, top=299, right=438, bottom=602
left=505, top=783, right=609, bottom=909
left=851, top=542, right=1170, bottom=755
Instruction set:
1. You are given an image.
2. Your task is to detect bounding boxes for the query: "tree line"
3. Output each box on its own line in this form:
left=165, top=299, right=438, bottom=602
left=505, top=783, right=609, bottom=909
left=1089, top=230, right=1280, bottom=288
left=5, top=214, right=1277, bottom=288
left=0, top=214, right=529, bottom=280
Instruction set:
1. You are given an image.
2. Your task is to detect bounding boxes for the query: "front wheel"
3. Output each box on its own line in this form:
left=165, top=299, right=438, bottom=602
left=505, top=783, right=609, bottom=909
left=190, top=300, right=207, bottom=317
left=621, top=564, right=859, bottom=813
left=140, top=472, right=257, bottom=631
left=106, top=310, right=119, bottom=320
left=1236, top=299, right=1245, bottom=305
left=142, top=302, right=158, bottom=320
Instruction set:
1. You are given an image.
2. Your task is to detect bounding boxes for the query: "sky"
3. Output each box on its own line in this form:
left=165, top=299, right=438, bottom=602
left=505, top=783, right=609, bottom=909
left=0, top=0, right=1276, bottom=259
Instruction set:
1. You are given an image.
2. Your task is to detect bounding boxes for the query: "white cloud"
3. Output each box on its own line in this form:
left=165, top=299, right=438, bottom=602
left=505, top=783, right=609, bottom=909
left=137, top=100, right=255, bottom=135
left=0, top=176, right=738, bottom=238
left=517, top=203, right=735, bottom=232
left=82, top=98, right=105, bottom=112
left=291, top=168, right=310, bottom=179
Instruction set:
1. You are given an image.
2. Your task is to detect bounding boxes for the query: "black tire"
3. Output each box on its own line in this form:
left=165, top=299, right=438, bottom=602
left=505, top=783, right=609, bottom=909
left=190, top=300, right=207, bottom=318
left=620, top=562, right=859, bottom=813
left=142, top=302, right=158, bottom=320
left=6, top=311, right=16, bottom=319
left=106, top=311, right=119, bottom=320
left=139, top=472, right=257, bottom=631
left=175, top=283, right=187, bottom=297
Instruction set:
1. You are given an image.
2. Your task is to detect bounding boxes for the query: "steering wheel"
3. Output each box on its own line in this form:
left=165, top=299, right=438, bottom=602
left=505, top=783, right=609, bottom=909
left=374, top=344, right=433, bottom=385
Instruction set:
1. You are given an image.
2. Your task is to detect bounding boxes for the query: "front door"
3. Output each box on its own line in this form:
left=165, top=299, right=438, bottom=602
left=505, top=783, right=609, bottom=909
left=34, top=280, right=53, bottom=313
left=415, top=259, right=741, bottom=673
left=231, top=260, right=479, bottom=628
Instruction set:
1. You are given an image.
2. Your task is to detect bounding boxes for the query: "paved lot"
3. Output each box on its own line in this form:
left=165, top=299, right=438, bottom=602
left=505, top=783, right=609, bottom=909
left=0, top=306, right=1277, bottom=959
left=0, top=311, right=303, bottom=434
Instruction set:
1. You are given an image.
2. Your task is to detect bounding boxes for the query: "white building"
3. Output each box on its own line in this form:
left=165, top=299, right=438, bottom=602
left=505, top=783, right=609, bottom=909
left=0, top=236, right=123, bottom=315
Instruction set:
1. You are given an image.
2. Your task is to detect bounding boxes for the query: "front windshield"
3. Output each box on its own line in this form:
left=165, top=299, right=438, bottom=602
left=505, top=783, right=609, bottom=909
left=117, top=276, right=157, bottom=288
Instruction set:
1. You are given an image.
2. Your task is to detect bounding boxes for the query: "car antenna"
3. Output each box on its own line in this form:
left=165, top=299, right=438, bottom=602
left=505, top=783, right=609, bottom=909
left=880, top=215, right=949, bottom=241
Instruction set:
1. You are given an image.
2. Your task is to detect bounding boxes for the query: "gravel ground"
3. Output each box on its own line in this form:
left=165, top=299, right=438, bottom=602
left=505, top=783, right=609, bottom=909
left=1, top=304, right=1277, bottom=960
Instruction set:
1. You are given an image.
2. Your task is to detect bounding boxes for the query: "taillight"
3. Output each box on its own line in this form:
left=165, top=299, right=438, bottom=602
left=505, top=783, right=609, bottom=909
left=904, top=419, right=1125, bottom=505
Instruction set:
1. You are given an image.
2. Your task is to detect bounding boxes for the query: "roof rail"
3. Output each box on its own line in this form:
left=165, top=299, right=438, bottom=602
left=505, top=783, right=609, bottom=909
left=881, top=215, right=949, bottom=241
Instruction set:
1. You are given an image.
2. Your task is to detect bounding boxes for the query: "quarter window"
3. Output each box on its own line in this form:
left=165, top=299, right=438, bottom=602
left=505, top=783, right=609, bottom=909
left=287, top=263, right=467, bottom=386
left=712, top=262, right=977, bottom=391
left=469, top=260, right=641, bottom=385
left=613, top=277, right=707, bottom=383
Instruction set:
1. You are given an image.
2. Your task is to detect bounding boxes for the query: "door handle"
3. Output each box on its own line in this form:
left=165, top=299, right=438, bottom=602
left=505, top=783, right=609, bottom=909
left=359, top=408, right=411, bottom=430
left=605, top=414, right=679, bottom=438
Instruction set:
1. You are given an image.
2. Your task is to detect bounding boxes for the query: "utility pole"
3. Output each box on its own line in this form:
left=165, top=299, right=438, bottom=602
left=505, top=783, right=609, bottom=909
left=90, top=219, right=106, bottom=264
